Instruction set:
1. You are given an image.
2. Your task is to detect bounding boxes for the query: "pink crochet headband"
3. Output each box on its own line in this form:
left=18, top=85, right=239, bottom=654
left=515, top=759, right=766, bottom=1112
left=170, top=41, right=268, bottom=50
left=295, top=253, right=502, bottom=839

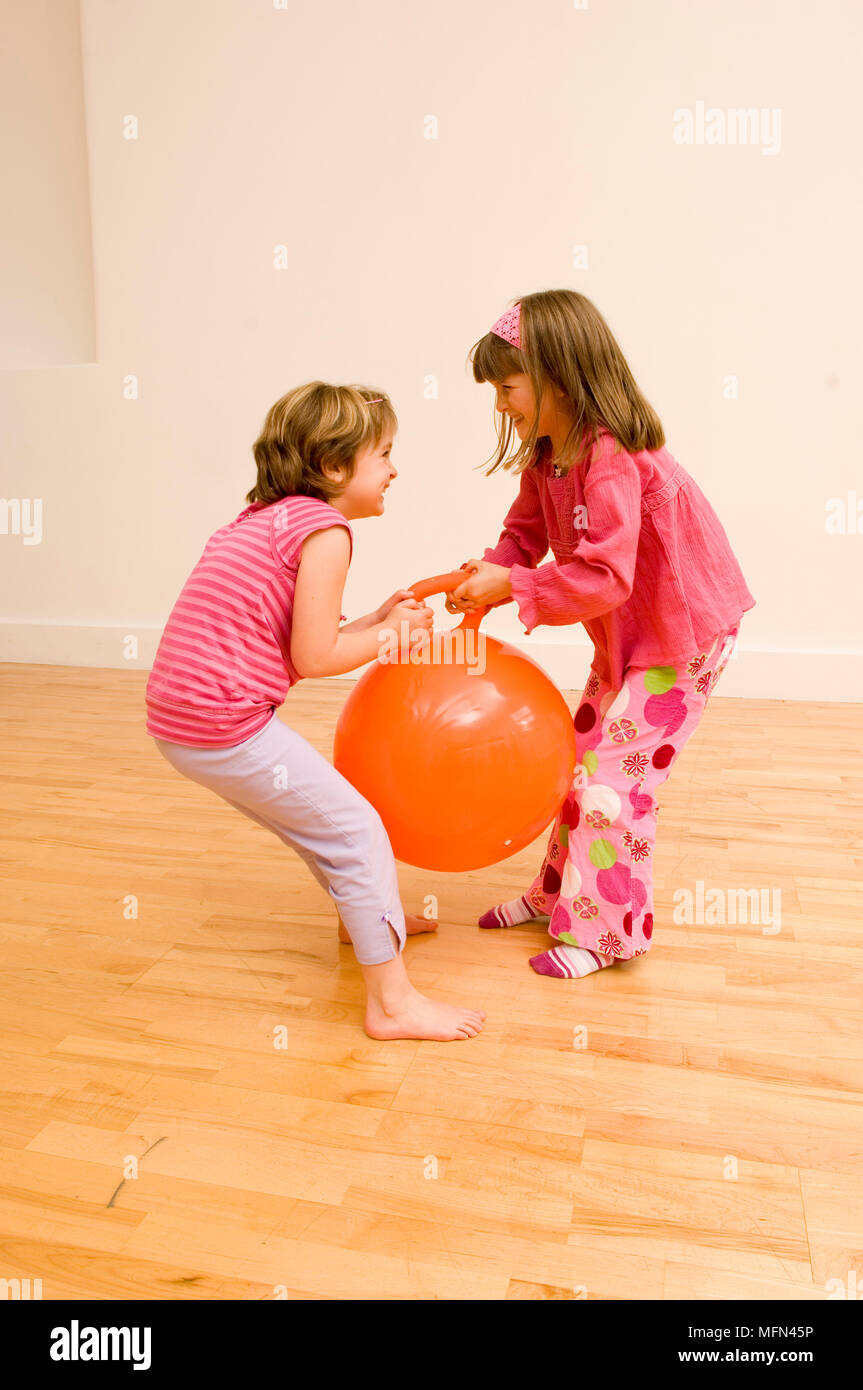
left=489, top=302, right=521, bottom=349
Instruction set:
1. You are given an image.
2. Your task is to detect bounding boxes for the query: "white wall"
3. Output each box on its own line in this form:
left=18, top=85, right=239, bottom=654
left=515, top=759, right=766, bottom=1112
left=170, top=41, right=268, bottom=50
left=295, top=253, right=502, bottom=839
left=1, top=0, right=861, bottom=700
left=0, top=0, right=96, bottom=370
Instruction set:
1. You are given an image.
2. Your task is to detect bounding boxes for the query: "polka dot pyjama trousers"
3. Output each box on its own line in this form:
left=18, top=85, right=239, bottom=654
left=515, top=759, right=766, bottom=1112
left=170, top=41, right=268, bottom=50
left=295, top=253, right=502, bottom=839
left=524, top=623, right=741, bottom=961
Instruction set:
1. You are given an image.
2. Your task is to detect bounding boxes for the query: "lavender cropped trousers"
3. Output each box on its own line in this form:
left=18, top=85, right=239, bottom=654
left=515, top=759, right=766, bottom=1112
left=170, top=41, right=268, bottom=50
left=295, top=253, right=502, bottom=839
left=153, top=711, right=406, bottom=965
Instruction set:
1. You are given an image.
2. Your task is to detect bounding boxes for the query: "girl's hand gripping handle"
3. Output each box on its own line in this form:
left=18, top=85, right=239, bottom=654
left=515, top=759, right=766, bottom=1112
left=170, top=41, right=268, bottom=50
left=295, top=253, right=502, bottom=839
left=407, top=568, right=488, bottom=630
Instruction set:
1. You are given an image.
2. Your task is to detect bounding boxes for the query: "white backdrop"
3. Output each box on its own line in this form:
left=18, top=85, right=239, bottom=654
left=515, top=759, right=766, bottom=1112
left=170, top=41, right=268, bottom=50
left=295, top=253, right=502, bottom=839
left=1, top=0, right=861, bottom=699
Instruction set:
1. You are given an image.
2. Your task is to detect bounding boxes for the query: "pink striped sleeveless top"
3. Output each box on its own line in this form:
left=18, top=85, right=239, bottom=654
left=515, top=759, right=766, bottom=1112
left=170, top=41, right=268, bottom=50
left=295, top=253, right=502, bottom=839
left=145, top=496, right=353, bottom=747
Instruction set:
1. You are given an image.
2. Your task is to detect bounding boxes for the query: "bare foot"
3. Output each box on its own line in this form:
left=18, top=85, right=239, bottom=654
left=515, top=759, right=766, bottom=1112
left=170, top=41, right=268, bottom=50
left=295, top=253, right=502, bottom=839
left=337, top=912, right=438, bottom=944
left=365, top=989, right=486, bottom=1041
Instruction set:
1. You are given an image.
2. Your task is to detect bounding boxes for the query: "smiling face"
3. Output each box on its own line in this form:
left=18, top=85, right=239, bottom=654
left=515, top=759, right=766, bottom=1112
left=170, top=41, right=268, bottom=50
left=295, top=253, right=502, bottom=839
left=493, top=372, right=565, bottom=439
left=325, top=431, right=397, bottom=520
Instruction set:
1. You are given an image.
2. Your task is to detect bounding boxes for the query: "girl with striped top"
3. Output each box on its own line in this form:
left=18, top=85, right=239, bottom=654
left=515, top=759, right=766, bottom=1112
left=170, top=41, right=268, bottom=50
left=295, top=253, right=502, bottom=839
left=146, top=382, right=486, bottom=1042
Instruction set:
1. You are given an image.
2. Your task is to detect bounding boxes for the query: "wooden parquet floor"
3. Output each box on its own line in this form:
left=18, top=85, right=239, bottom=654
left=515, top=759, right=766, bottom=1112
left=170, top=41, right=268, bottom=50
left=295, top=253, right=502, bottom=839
left=1, top=664, right=861, bottom=1300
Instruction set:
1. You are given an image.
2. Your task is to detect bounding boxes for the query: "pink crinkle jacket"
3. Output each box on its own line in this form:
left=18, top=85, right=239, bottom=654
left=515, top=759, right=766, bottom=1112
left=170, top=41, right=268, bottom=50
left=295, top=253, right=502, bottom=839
left=481, top=431, right=755, bottom=689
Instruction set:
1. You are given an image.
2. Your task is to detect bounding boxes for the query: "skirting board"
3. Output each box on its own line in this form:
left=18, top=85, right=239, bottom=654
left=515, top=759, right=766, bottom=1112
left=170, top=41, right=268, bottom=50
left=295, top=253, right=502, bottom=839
left=1, top=623, right=861, bottom=702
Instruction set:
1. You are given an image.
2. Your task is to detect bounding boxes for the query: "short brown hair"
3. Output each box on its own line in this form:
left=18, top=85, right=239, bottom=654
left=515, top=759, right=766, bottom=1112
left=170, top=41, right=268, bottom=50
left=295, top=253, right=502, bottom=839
left=246, top=381, right=397, bottom=505
left=468, top=289, right=665, bottom=474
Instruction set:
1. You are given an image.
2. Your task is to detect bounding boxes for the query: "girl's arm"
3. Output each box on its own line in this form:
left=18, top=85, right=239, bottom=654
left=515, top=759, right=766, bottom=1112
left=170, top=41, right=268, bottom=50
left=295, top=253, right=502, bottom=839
left=339, top=612, right=381, bottom=634
left=290, top=528, right=430, bottom=678
left=482, top=462, right=548, bottom=573
left=450, top=463, right=547, bottom=613
left=510, top=449, right=641, bottom=632
left=339, top=588, right=418, bottom=633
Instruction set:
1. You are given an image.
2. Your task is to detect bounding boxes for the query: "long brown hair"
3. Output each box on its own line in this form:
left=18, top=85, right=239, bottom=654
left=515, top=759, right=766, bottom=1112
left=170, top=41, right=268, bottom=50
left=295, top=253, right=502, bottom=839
left=468, top=289, right=665, bottom=474
left=246, top=381, right=397, bottom=505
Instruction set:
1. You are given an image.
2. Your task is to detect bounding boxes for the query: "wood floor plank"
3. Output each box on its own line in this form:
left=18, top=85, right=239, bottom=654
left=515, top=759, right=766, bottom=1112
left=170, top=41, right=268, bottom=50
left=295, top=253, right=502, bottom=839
left=1, top=663, right=861, bottom=1299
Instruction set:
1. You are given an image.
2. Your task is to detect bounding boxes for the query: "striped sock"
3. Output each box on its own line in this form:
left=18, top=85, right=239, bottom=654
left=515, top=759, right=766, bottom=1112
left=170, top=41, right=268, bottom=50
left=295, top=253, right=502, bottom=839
left=529, top=944, right=615, bottom=978
left=478, top=894, right=545, bottom=929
